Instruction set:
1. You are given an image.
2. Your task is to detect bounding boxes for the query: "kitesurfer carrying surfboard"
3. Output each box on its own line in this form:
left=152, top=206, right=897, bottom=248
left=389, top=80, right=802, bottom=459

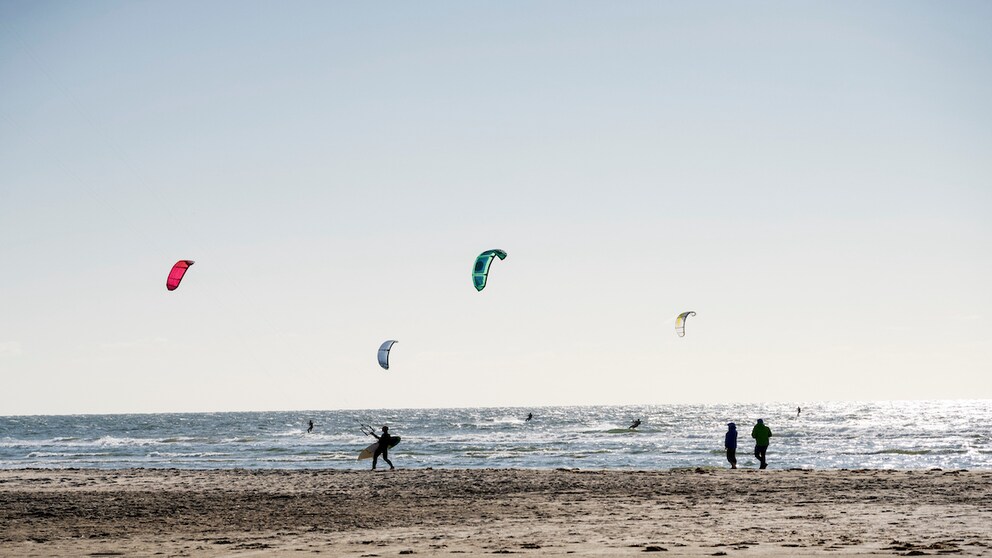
left=369, top=425, right=395, bottom=471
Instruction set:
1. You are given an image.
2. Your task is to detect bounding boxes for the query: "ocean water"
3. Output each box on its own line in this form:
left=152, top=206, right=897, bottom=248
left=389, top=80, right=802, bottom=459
left=0, top=401, right=989, bottom=470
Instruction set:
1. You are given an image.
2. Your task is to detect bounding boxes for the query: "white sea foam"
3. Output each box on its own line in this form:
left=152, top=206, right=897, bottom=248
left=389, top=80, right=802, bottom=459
left=1, top=401, right=990, bottom=470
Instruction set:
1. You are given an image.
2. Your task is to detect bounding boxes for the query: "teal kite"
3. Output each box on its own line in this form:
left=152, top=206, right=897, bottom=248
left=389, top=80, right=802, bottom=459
left=472, top=249, right=507, bottom=291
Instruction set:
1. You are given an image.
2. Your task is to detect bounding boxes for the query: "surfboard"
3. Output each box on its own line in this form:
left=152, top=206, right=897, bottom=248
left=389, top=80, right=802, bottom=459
left=358, top=436, right=401, bottom=460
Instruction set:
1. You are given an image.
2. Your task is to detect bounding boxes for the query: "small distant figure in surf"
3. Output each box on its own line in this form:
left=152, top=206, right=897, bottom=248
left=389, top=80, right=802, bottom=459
left=629, top=419, right=642, bottom=430
left=725, top=422, right=738, bottom=469
left=525, top=412, right=533, bottom=422
left=751, top=418, right=772, bottom=469
left=370, top=425, right=395, bottom=471
left=797, top=406, right=801, bottom=418
left=307, top=420, right=314, bottom=434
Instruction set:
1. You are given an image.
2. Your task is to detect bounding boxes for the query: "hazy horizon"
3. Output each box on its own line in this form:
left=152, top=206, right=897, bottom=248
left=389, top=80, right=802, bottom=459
left=3, top=397, right=990, bottom=420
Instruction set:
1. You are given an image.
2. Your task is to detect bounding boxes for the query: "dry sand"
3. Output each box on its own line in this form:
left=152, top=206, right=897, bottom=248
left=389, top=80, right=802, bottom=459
left=1, top=468, right=990, bottom=557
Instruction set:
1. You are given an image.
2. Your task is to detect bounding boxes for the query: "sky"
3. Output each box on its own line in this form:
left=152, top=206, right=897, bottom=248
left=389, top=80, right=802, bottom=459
left=1, top=1, right=990, bottom=415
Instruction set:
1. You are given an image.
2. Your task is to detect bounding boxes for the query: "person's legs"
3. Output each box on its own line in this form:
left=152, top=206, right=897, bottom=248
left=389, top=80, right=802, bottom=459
left=756, top=445, right=768, bottom=469
left=372, top=446, right=382, bottom=470
left=382, top=447, right=394, bottom=470
left=727, top=448, right=737, bottom=469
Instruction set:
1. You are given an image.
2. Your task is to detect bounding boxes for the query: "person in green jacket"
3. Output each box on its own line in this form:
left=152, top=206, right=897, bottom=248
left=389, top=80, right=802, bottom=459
left=751, top=419, right=772, bottom=469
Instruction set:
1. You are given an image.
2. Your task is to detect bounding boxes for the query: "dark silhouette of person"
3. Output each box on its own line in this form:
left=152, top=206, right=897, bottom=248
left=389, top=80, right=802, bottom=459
left=797, top=406, right=802, bottom=418
left=370, top=425, right=395, bottom=470
left=725, top=422, right=738, bottom=469
left=629, top=419, right=642, bottom=430
left=307, top=420, right=314, bottom=433
left=525, top=413, right=533, bottom=421
left=751, top=418, right=773, bottom=469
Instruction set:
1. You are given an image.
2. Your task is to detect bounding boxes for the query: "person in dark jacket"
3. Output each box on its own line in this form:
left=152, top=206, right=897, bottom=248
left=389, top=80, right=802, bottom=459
left=751, top=418, right=772, bottom=469
left=724, top=422, right=738, bottom=469
left=370, top=425, right=395, bottom=471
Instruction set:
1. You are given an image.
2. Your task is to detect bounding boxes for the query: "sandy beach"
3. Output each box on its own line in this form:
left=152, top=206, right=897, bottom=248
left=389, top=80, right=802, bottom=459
left=1, top=468, right=990, bottom=557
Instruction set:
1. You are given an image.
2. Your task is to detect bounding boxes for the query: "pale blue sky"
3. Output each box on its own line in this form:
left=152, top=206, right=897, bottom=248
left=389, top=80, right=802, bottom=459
left=1, top=1, right=990, bottom=414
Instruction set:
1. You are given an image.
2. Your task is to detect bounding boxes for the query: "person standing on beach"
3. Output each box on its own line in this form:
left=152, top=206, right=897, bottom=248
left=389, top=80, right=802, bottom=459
left=725, top=423, right=738, bottom=469
left=370, top=425, right=395, bottom=471
left=751, top=419, right=772, bottom=469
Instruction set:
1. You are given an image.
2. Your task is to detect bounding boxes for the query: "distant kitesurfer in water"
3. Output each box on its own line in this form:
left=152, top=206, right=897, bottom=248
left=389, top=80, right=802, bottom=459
left=307, top=420, right=314, bottom=433
left=725, top=422, right=738, bottom=469
left=629, top=419, right=642, bottom=430
left=525, top=413, right=533, bottom=421
left=370, top=425, right=395, bottom=471
left=752, top=418, right=772, bottom=469
left=797, top=406, right=802, bottom=418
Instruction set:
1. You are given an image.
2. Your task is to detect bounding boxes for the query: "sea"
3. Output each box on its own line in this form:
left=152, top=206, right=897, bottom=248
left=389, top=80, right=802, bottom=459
left=1, top=401, right=989, bottom=470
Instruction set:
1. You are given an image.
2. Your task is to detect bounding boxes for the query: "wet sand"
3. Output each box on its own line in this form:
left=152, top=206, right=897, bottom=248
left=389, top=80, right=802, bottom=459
left=1, top=468, right=990, bottom=557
